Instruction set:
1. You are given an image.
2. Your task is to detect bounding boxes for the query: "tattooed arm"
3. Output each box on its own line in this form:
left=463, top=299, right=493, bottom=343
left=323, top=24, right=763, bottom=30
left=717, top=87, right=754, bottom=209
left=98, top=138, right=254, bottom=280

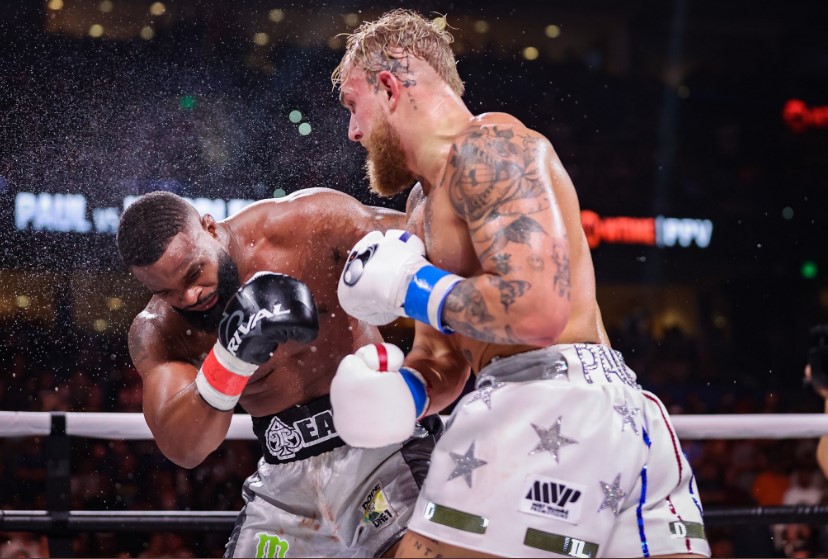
left=441, top=124, right=573, bottom=346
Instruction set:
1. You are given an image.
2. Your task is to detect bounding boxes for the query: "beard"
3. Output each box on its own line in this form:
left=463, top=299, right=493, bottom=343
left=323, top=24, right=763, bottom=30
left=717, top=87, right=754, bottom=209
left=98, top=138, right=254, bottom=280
left=364, top=112, right=417, bottom=197
left=174, top=250, right=240, bottom=333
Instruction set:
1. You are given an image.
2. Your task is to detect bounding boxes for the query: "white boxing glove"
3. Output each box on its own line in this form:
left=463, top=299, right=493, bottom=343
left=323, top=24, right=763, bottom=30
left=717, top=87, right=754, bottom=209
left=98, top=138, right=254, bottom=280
left=338, top=230, right=464, bottom=333
left=330, top=343, right=430, bottom=448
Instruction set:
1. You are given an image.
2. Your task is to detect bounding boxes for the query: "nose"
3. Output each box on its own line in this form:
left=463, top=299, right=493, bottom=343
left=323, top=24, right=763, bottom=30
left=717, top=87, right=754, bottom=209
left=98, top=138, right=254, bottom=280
left=348, top=115, right=363, bottom=142
left=180, top=285, right=202, bottom=308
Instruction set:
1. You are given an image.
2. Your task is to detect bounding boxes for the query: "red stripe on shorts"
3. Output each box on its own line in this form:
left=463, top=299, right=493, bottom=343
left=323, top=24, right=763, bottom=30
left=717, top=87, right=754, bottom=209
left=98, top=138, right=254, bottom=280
left=200, top=349, right=249, bottom=396
left=644, top=392, right=683, bottom=482
left=666, top=495, right=692, bottom=552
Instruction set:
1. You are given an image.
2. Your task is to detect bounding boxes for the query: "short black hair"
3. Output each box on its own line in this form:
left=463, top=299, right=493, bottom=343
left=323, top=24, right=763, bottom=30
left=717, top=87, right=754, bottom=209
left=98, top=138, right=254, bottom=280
left=116, top=191, right=197, bottom=267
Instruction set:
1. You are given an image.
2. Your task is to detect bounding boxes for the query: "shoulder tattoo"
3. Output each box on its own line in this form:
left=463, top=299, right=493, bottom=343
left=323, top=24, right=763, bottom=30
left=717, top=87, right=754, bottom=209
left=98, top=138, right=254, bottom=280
left=446, top=127, right=551, bottom=262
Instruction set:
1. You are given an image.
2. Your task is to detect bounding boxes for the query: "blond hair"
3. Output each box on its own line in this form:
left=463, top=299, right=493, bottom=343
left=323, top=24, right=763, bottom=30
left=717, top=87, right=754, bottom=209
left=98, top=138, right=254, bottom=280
left=331, top=9, right=464, bottom=96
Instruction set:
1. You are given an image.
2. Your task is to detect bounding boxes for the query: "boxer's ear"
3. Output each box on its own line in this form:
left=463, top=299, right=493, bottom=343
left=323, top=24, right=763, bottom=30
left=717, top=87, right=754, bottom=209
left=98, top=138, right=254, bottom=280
left=377, top=70, right=401, bottom=111
left=201, top=214, right=218, bottom=238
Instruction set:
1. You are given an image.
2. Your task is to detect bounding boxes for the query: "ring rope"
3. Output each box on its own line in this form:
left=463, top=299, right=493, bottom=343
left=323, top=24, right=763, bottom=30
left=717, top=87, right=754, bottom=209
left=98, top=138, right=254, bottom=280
left=4, top=411, right=828, bottom=440
left=3, top=506, right=828, bottom=531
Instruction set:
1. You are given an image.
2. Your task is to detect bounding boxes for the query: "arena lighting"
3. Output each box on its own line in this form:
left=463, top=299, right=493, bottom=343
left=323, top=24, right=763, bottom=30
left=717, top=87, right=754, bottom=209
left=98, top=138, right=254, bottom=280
left=139, top=26, right=154, bottom=40
left=473, top=20, right=489, bottom=34
left=288, top=110, right=302, bottom=123
left=254, top=32, right=270, bottom=46
left=522, top=46, right=539, bottom=61
left=98, top=1, right=113, bottom=14
left=783, top=99, right=828, bottom=133
left=47, top=0, right=63, bottom=10
left=88, top=24, right=104, bottom=38
left=298, top=122, right=312, bottom=135
left=544, top=24, right=561, bottom=38
left=268, top=9, right=285, bottom=23
left=179, top=95, right=196, bottom=110
left=801, top=261, right=819, bottom=280
left=149, top=2, right=165, bottom=17
left=343, top=13, right=359, bottom=27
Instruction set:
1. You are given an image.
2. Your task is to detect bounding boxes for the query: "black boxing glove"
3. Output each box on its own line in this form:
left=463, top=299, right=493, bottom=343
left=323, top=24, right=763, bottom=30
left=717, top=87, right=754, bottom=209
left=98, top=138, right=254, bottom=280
left=196, top=272, right=319, bottom=410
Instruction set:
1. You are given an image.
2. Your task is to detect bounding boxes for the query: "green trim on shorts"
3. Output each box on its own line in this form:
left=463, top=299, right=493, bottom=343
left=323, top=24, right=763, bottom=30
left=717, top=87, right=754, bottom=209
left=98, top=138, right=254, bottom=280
left=423, top=502, right=488, bottom=534
left=670, top=520, right=707, bottom=540
left=524, top=528, right=599, bottom=557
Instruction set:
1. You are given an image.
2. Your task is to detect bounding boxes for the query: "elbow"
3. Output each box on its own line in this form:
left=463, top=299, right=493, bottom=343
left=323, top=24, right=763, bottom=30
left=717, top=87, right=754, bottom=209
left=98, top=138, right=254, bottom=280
left=156, top=440, right=212, bottom=469
left=517, top=297, right=572, bottom=346
left=165, top=448, right=209, bottom=470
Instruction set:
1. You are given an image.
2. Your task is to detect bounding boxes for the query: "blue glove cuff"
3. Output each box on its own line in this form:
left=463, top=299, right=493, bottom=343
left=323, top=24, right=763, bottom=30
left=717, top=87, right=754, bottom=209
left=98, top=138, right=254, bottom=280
left=399, top=367, right=428, bottom=418
left=403, top=265, right=463, bottom=334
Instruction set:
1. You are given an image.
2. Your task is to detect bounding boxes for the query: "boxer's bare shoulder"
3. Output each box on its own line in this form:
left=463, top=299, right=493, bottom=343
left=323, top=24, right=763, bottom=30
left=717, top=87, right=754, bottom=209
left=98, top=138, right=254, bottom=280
left=229, top=188, right=405, bottom=252
left=128, top=297, right=214, bottom=375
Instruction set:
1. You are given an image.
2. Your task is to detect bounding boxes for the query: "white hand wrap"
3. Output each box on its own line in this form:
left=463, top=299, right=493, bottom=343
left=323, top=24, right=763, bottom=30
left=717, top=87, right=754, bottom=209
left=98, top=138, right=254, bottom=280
left=330, top=343, right=429, bottom=448
left=195, top=342, right=258, bottom=411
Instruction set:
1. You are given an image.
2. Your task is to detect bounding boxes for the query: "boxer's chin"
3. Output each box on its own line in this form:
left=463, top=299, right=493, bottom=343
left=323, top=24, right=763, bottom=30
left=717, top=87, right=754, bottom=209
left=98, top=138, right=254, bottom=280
left=364, top=114, right=416, bottom=198
left=174, top=250, right=240, bottom=333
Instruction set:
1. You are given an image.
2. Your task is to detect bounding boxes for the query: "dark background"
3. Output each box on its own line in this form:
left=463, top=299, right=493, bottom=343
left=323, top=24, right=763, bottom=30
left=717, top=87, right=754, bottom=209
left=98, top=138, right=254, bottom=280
left=1, top=1, right=828, bottom=556
left=2, top=0, right=827, bottom=382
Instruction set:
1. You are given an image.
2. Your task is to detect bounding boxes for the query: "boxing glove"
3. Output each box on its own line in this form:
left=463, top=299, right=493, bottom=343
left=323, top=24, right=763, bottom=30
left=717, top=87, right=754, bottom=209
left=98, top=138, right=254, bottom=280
left=196, top=271, right=319, bottom=411
left=338, top=230, right=463, bottom=333
left=330, top=343, right=429, bottom=448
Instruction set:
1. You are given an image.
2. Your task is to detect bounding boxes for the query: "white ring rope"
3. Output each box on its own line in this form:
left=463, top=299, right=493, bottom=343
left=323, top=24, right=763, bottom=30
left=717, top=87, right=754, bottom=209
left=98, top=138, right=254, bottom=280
left=4, top=411, right=828, bottom=440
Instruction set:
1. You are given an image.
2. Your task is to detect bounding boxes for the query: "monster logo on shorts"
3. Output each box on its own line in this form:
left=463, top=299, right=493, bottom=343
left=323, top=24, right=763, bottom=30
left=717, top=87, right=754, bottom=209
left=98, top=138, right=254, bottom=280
left=254, top=532, right=289, bottom=558
left=360, top=482, right=396, bottom=529
left=341, top=243, right=377, bottom=286
left=264, top=417, right=303, bottom=460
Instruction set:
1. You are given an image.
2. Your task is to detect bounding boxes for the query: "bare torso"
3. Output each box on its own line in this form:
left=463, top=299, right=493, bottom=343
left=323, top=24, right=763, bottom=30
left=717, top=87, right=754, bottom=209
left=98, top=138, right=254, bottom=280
left=132, top=189, right=395, bottom=417
left=408, top=113, right=609, bottom=374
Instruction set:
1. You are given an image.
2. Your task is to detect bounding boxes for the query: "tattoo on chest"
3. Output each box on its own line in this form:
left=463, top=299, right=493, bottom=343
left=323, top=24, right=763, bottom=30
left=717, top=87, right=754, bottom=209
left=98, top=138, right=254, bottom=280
left=423, top=196, right=434, bottom=243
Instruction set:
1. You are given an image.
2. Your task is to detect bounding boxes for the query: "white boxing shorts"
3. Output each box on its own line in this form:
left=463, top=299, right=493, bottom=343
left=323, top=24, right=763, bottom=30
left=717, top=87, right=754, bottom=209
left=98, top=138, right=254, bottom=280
left=407, top=344, right=710, bottom=558
left=225, top=395, right=442, bottom=558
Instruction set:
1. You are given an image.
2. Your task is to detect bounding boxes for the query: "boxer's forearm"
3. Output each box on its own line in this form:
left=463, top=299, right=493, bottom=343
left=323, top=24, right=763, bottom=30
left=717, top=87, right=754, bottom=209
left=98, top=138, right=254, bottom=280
left=147, top=384, right=233, bottom=468
left=140, top=361, right=234, bottom=469
left=442, top=273, right=570, bottom=346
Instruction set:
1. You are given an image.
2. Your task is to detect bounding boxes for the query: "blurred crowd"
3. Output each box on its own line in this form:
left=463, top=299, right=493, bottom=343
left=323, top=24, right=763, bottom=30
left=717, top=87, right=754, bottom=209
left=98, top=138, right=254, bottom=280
left=1, top=308, right=827, bottom=558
